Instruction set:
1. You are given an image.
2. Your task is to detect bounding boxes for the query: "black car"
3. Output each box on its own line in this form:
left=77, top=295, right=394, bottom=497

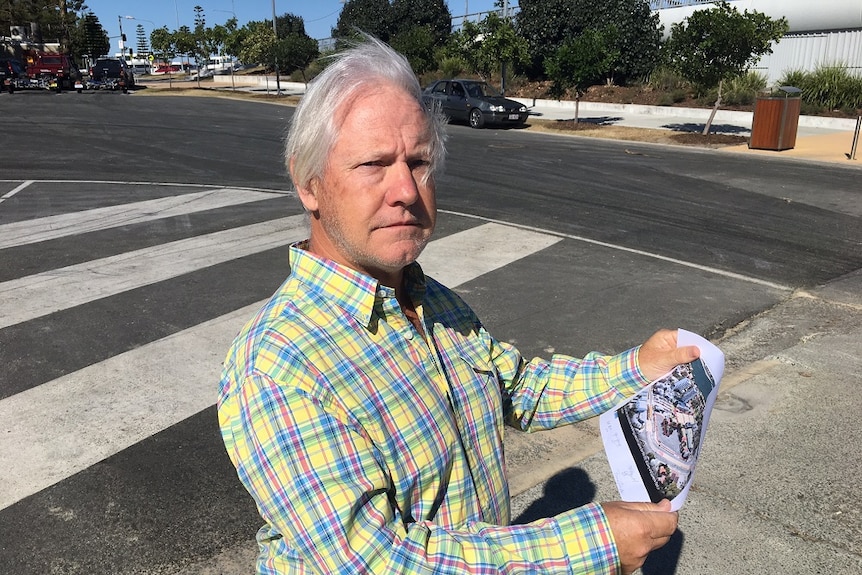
left=422, top=79, right=529, bottom=128
left=0, top=57, right=26, bottom=93
left=88, top=58, right=135, bottom=91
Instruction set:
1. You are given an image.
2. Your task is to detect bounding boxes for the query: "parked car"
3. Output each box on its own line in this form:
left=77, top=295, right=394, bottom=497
left=0, top=57, right=27, bottom=93
left=25, top=52, right=83, bottom=92
left=422, top=79, right=529, bottom=129
left=152, top=64, right=182, bottom=75
left=88, top=58, right=135, bottom=92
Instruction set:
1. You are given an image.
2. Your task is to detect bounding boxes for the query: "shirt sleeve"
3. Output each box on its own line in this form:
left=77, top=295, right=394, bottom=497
left=219, top=370, right=621, bottom=575
left=492, top=335, right=650, bottom=432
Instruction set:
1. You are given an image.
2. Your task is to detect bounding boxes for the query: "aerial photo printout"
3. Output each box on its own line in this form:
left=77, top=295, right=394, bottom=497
left=600, top=330, right=725, bottom=511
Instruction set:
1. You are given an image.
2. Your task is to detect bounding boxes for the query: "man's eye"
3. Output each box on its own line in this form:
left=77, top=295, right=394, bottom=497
left=409, top=159, right=430, bottom=170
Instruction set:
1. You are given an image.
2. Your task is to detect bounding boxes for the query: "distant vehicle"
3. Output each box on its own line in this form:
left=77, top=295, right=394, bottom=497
left=204, top=55, right=236, bottom=75
left=422, top=79, right=529, bottom=129
left=152, top=64, right=182, bottom=75
left=0, top=57, right=27, bottom=93
left=25, top=53, right=83, bottom=92
left=129, top=64, right=150, bottom=76
left=88, top=58, right=135, bottom=92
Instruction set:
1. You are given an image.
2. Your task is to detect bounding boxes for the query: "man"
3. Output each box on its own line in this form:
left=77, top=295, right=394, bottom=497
left=218, top=37, right=699, bottom=575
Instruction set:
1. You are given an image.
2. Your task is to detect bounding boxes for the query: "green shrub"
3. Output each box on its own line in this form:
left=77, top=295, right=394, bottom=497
left=439, top=56, right=464, bottom=78
left=723, top=71, right=767, bottom=105
left=649, top=66, right=688, bottom=92
left=779, top=65, right=862, bottom=111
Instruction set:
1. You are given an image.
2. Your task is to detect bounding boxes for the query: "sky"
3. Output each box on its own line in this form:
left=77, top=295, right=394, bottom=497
left=80, top=1, right=512, bottom=54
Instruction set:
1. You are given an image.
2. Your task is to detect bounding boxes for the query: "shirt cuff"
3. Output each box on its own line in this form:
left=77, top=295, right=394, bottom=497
left=607, top=346, right=650, bottom=399
left=557, top=502, right=619, bottom=574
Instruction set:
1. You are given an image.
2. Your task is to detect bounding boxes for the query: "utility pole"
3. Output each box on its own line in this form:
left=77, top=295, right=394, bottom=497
left=500, top=0, right=508, bottom=95
left=271, top=0, right=281, bottom=94
left=118, top=15, right=126, bottom=58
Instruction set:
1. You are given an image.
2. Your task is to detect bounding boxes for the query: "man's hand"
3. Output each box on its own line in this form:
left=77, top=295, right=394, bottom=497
left=602, top=500, right=678, bottom=574
left=637, top=329, right=700, bottom=382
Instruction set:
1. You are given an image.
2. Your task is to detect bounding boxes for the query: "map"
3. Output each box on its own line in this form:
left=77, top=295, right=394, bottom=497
left=600, top=330, right=724, bottom=511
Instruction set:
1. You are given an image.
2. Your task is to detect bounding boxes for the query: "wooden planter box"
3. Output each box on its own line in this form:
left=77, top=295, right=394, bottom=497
left=749, top=97, right=801, bottom=151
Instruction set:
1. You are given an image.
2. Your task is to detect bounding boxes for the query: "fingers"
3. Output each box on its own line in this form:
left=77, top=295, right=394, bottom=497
left=637, top=329, right=701, bottom=381
left=602, top=500, right=679, bottom=574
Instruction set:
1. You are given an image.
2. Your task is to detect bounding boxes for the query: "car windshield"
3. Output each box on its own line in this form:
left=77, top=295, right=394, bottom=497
left=463, top=81, right=501, bottom=98
left=96, top=61, right=121, bottom=72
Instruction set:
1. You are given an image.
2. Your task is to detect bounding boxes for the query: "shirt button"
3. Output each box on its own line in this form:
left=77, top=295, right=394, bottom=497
left=404, top=330, right=414, bottom=340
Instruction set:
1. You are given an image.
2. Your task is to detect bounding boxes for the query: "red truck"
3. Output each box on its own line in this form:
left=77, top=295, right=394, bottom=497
left=25, top=52, right=83, bottom=92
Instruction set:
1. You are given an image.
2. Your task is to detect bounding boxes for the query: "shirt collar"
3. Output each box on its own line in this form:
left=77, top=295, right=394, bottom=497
left=288, top=241, right=427, bottom=327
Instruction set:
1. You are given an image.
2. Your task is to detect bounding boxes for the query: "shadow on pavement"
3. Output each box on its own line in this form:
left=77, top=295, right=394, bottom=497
left=512, top=467, right=596, bottom=524
left=663, top=122, right=750, bottom=135
left=512, top=467, right=684, bottom=574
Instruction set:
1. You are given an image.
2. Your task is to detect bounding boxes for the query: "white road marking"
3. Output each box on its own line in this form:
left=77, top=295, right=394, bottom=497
left=0, top=215, right=308, bottom=330
left=0, top=222, right=561, bottom=509
left=0, top=188, right=285, bottom=249
left=0, top=180, right=34, bottom=204
left=441, top=209, right=793, bottom=292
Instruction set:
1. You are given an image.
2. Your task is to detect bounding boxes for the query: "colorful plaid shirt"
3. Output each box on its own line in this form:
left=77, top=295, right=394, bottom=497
left=218, top=242, right=649, bottom=575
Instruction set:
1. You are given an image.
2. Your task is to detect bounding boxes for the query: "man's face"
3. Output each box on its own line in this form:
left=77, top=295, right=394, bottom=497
left=298, top=83, right=437, bottom=286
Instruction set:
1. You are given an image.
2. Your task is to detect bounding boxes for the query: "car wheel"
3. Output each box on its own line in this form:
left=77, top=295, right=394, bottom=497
left=469, top=108, right=485, bottom=129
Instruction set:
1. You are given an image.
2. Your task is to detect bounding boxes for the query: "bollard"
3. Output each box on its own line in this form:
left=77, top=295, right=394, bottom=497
left=847, top=116, right=861, bottom=160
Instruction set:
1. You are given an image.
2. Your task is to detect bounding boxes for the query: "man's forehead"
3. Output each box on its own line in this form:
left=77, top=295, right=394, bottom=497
left=334, top=85, right=433, bottom=147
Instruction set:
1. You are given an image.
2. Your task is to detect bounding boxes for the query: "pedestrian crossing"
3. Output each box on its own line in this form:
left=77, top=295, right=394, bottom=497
left=0, top=181, right=564, bottom=572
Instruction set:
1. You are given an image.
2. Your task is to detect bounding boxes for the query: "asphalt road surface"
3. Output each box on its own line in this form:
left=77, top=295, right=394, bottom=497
left=1, top=90, right=860, bottom=574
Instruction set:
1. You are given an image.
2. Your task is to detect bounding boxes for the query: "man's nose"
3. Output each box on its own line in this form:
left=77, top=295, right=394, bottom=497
left=386, top=162, right=421, bottom=205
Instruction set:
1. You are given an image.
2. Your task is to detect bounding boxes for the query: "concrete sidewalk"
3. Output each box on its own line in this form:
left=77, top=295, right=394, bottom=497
left=505, top=271, right=862, bottom=574
left=517, top=98, right=862, bottom=166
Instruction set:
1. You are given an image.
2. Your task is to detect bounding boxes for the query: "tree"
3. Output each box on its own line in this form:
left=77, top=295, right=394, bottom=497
left=274, top=31, right=319, bottom=83
left=390, top=25, right=436, bottom=75
left=516, top=0, right=661, bottom=84
left=136, top=24, right=150, bottom=57
left=69, top=12, right=109, bottom=63
left=447, top=12, right=528, bottom=84
left=516, top=0, right=582, bottom=77
left=273, top=14, right=319, bottom=82
left=174, top=25, right=196, bottom=74
left=191, top=5, right=209, bottom=86
left=544, top=27, right=618, bottom=121
left=332, top=0, right=393, bottom=42
left=150, top=26, right=177, bottom=83
left=665, top=1, right=788, bottom=134
left=237, top=21, right=277, bottom=69
left=390, top=0, right=451, bottom=45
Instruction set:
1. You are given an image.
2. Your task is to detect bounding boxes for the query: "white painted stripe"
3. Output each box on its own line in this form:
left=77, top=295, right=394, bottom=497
left=0, top=215, right=308, bottom=330
left=0, top=188, right=285, bottom=249
left=0, top=180, right=34, bottom=203
left=440, top=209, right=794, bottom=292
left=419, top=222, right=561, bottom=287
left=0, top=222, right=559, bottom=509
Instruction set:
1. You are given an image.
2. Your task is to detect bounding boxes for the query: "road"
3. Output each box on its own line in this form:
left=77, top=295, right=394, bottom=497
left=0, top=91, right=860, bottom=574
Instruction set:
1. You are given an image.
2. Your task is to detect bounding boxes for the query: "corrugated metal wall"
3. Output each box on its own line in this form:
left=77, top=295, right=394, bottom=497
left=753, top=29, right=862, bottom=83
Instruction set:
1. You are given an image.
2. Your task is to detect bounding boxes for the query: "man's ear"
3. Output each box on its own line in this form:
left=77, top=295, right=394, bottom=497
left=289, top=157, right=320, bottom=213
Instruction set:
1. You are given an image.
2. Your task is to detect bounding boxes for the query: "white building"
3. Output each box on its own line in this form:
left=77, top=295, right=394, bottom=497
left=651, top=0, right=862, bottom=82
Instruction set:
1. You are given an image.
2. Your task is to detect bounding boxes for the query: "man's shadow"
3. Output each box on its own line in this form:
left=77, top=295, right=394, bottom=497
left=512, top=468, right=684, bottom=574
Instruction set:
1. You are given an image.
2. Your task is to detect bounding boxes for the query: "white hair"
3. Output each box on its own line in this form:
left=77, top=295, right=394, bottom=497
left=284, top=35, right=447, bottom=190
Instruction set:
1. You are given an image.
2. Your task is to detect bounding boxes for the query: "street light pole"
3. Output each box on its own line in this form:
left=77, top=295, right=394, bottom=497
left=271, top=0, right=281, bottom=94
left=117, top=15, right=125, bottom=58
left=123, top=16, right=156, bottom=66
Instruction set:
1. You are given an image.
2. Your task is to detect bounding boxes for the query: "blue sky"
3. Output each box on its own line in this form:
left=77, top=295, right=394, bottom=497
left=80, top=1, right=512, bottom=54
